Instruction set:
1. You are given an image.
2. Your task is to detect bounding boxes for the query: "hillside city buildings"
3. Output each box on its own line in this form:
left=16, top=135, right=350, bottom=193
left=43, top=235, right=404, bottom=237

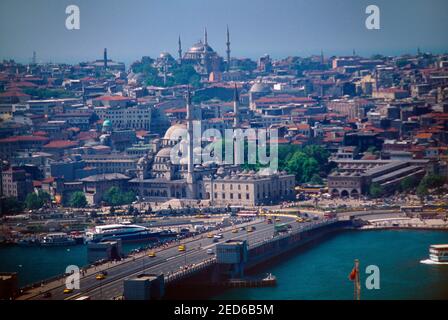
left=1, top=29, right=448, bottom=211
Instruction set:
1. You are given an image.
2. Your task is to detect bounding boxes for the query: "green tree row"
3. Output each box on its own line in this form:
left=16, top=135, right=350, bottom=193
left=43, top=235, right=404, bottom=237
left=103, top=187, right=136, bottom=206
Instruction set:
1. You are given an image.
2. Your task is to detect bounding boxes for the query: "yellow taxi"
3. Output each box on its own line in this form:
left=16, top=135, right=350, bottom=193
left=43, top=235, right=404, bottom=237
left=95, top=273, right=106, bottom=280
left=247, top=226, right=254, bottom=233
left=63, top=288, right=73, bottom=294
left=207, top=233, right=213, bottom=238
left=178, top=245, right=186, bottom=252
left=296, top=218, right=304, bottom=223
left=148, top=251, right=156, bottom=258
left=232, top=229, right=238, bottom=233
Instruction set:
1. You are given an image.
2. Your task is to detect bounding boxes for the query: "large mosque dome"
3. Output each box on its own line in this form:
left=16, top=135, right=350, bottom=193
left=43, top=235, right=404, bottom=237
left=188, top=41, right=215, bottom=54
left=163, top=124, right=187, bottom=140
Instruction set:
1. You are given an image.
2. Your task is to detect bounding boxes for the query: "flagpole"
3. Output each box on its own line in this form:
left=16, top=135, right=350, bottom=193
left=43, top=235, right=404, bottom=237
left=355, top=259, right=360, bottom=300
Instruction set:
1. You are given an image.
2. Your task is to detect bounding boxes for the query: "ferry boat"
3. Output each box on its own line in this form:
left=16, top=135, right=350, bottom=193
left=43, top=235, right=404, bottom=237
left=17, top=237, right=40, bottom=247
left=41, top=233, right=77, bottom=247
left=429, top=244, right=448, bottom=263
left=85, top=224, right=164, bottom=243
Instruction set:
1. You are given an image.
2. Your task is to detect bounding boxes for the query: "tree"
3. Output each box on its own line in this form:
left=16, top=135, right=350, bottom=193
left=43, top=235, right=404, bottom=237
left=171, top=64, right=201, bottom=87
left=309, top=174, right=324, bottom=185
left=25, top=191, right=51, bottom=210
left=69, top=191, right=87, bottom=208
left=416, top=184, right=429, bottom=199
left=103, top=187, right=136, bottom=206
left=399, top=176, right=419, bottom=192
left=416, top=174, right=446, bottom=199
left=421, top=174, right=446, bottom=189
left=369, top=183, right=384, bottom=198
left=25, top=193, right=41, bottom=210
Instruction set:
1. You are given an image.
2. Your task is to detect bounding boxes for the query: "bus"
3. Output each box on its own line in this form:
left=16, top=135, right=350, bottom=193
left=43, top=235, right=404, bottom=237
left=274, top=223, right=290, bottom=233
left=400, top=206, right=423, bottom=213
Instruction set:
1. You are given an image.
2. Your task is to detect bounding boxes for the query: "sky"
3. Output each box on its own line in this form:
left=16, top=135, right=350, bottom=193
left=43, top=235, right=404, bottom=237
left=0, top=0, right=447, bottom=66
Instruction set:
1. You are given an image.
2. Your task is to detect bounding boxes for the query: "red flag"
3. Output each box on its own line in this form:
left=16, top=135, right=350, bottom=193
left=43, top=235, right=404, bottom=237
left=348, top=267, right=357, bottom=281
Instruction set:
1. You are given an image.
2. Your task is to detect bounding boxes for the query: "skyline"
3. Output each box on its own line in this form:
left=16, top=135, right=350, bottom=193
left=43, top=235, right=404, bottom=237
left=1, top=0, right=448, bottom=66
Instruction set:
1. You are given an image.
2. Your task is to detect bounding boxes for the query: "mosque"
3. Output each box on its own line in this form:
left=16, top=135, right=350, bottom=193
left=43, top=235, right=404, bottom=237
left=156, top=27, right=232, bottom=77
left=127, top=87, right=296, bottom=206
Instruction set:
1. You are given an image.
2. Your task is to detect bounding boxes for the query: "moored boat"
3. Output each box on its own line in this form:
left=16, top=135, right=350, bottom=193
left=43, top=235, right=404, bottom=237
left=429, top=244, right=448, bottom=263
left=40, top=233, right=77, bottom=247
left=85, top=224, right=162, bottom=243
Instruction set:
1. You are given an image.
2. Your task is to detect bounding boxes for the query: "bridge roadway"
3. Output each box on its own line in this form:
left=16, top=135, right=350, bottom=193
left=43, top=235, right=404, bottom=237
left=24, top=216, right=303, bottom=300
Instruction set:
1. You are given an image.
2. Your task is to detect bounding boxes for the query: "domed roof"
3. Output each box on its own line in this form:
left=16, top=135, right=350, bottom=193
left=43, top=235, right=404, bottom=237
left=156, top=147, right=172, bottom=158
left=102, top=119, right=112, bottom=127
left=250, top=82, right=271, bottom=93
left=188, top=41, right=215, bottom=54
left=164, top=124, right=187, bottom=140
left=160, top=52, right=173, bottom=59
left=259, top=167, right=277, bottom=176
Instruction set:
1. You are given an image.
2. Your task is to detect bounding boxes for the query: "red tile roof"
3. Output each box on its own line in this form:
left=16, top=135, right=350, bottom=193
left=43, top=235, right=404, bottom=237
left=43, top=140, right=78, bottom=149
left=0, top=135, right=49, bottom=144
left=95, top=95, right=130, bottom=101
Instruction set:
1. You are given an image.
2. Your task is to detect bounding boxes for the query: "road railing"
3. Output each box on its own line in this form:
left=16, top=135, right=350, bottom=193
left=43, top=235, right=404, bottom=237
left=165, top=257, right=217, bottom=283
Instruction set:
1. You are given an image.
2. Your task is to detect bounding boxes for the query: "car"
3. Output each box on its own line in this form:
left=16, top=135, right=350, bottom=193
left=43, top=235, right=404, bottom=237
left=63, top=288, right=73, bottom=294
left=240, top=226, right=246, bottom=231
left=207, top=233, right=213, bottom=238
left=212, top=238, right=219, bottom=243
left=43, top=292, right=52, bottom=298
left=178, top=245, right=186, bottom=252
left=206, top=249, right=214, bottom=255
left=148, top=251, right=156, bottom=258
left=232, top=229, right=238, bottom=233
left=275, top=218, right=281, bottom=222
left=96, top=273, right=106, bottom=280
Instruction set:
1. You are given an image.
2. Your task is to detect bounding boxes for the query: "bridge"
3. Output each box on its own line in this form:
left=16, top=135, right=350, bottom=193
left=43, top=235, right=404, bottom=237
left=17, top=216, right=349, bottom=300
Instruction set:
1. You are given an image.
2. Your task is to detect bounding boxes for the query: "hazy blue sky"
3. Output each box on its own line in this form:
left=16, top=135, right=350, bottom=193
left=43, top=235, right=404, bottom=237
left=1, top=0, right=447, bottom=66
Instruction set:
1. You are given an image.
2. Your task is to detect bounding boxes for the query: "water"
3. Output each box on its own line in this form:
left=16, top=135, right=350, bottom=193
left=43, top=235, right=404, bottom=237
left=213, top=230, right=448, bottom=300
left=1, top=230, right=447, bottom=299
left=0, top=242, right=151, bottom=287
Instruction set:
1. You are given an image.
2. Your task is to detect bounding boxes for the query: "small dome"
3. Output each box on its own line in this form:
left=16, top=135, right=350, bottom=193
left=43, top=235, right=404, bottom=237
left=103, top=119, right=112, bottom=127
left=156, top=147, right=172, bottom=158
left=160, top=52, right=173, bottom=59
left=250, top=82, right=271, bottom=93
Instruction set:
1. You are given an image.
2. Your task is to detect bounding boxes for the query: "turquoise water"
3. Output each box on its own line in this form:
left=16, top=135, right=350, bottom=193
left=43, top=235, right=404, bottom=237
left=0, top=242, right=148, bottom=287
left=214, top=230, right=448, bottom=300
